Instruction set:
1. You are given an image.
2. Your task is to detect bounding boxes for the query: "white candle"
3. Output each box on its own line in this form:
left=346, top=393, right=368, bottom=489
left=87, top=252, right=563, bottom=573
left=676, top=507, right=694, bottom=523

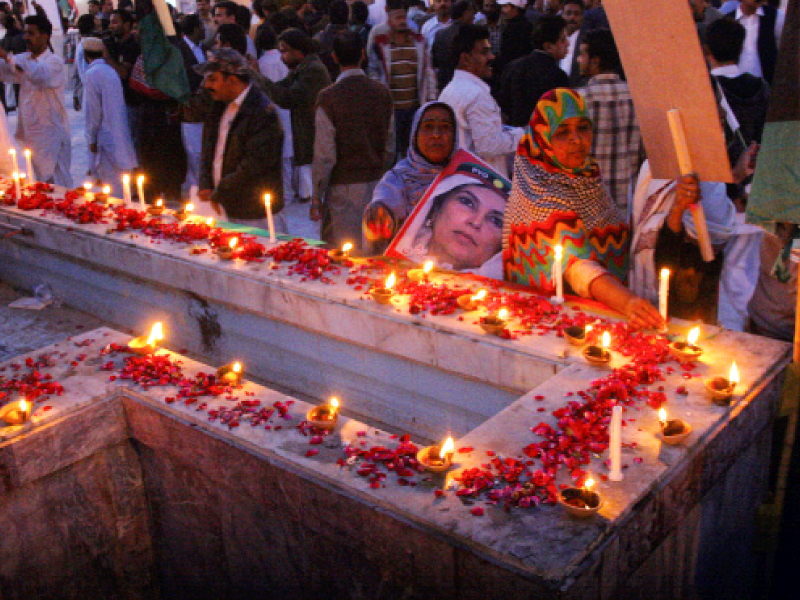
left=24, top=149, right=33, bottom=182
left=136, top=175, right=146, bottom=211
left=9, top=148, right=18, bottom=175
left=659, top=268, right=670, bottom=321
left=122, top=174, right=132, bottom=206
left=12, top=171, right=20, bottom=198
left=553, top=244, right=564, bottom=302
left=264, top=193, right=276, bottom=243
left=609, top=404, right=623, bottom=481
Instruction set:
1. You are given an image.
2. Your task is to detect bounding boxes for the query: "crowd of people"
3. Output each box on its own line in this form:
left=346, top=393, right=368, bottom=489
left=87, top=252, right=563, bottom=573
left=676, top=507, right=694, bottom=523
left=0, top=0, right=791, bottom=339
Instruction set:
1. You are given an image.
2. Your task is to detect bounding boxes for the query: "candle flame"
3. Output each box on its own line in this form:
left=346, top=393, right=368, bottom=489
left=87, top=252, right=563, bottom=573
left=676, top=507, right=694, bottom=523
left=385, top=272, right=396, bottom=290
left=123, top=173, right=130, bottom=184
left=156, top=199, right=163, bottom=207
left=585, top=325, right=593, bottom=333
left=145, top=322, right=163, bottom=346
left=342, top=242, right=353, bottom=254
left=83, top=181, right=92, bottom=191
left=185, top=203, right=194, bottom=212
left=687, top=326, right=700, bottom=346
left=440, top=436, right=454, bottom=458
left=20, top=398, right=27, bottom=413
left=102, top=185, right=111, bottom=194
left=232, top=362, right=242, bottom=373
left=12, top=172, right=18, bottom=180
left=330, top=397, right=339, bottom=413
left=658, top=408, right=667, bottom=425
left=471, top=289, right=487, bottom=302
left=584, top=475, right=595, bottom=491
left=660, top=268, right=670, bottom=280
left=264, top=193, right=271, bottom=206
left=137, top=175, right=145, bottom=184
left=602, top=331, right=610, bottom=349
left=9, top=148, right=15, bottom=156
left=730, top=361, right=739, bottom=385
left=555, top=244, right=563, bottom=259
left=229, top=237, right=238, bottom=250
left=206, top=218, right=214, bottom=227
left=423, top=260, right=433, bottom=273
left=24, top=149, right=31, bottom=158
left=497, top=308, right=508, bottom=321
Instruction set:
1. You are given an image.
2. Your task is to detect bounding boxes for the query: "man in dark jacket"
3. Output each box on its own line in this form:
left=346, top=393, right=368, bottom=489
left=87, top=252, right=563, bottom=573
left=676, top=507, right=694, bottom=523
left=198, top=49, right=285, bottom=229
left=261, top=28, right=331, bottom=204
left=499, top=14, right=569, bottom=127
left=492, top=0, right=532, bottom=88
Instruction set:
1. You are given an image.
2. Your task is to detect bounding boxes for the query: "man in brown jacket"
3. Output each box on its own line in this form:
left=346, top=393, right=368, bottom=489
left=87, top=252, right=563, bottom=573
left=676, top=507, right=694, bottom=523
left=261, top=28, right=331, bottom=204
left=311, top=31, right=394, bottom=249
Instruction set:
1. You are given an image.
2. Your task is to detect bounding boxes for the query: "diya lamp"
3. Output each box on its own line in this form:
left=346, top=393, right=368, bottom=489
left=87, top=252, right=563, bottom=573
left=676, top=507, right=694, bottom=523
left=658, top=407, right=692, bottom=445
left=306, top=396, right=340, bottom=431
left=407, top=260, right=434, bottom=282
left=705, top=361, right=739, bottom=406
left=328, top=242, right=353, bottom=264
left=417, top=436, right=454, bottom=473
left=370, top=272, right=396, bottom=305
left=175, top=202, right=194, bottom=221
left=564, top=324, right=592, bottom=346
left=217, top=237, right=238, bottom=260
left=480, top=307, right=508, bottom=335
left=559, top=474, right=603, bottom=518
left=669, top=326, right=703, bottom=361
left=583, top=331, right=611, bottom=365
left=0, top=397, right=31, bottom=426
left=216, top=361, right=243, bottom=387
left=147, top=198, right=165, bottom=216
left=457, top=288, right=486, bottom=311
left=83, top=181, right=94, bottom=201
left=127, top=322, right=164, bottom=355
left=206, top=217, right=215, bottom=229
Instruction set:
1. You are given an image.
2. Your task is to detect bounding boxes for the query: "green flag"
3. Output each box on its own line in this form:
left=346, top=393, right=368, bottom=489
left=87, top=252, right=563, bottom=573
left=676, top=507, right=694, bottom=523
left=138, top=13, right=191, bottom=104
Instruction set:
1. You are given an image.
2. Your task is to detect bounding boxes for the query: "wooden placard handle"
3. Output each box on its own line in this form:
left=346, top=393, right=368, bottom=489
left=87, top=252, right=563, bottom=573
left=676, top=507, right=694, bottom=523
left=667, top=109, right=715, bottom=262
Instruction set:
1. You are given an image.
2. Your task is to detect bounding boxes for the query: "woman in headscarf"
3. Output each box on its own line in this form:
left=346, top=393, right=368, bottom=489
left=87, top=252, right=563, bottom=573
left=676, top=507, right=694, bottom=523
left=363, top=101, right=459, bottom=253
left=502, top=88, right=663, bottom=329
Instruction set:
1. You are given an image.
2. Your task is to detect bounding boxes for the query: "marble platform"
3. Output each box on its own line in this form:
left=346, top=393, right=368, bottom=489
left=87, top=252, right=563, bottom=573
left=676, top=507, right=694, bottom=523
left=0, top=326, right=789, bottom=599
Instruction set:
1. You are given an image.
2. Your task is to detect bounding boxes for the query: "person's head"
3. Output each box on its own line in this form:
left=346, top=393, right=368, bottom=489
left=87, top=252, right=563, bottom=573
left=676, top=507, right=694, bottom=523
left=198, top=48, right=252, bottom=102
left=82, top=36, right=105, bottom=62
left=433, top=0, right=453, bottom=20
left=332, top=30, right=363, bottom=68
left=23, top=13, right=52, bottom=55
left=255, top=23, right=277, bottom=53
left=109, top=8, right=133, bottom=38
left=561, top=0, right=584, bottom=35
left=216, top=23, right=248, bottom=55
left=454, top=24, right=492, bottom=79
left=739, top=0, right=767, bottom=16
left=182, top=13, right=204, bottom=43
left=213, top=0, right=238, bottom=26
left=101, top=0, right=113, bottom=13
left=532, top=14, right=568, bottom=60
left=499, top=0, right=524, bottom=20
left=704, top=18, right=745, bottom=66
left=385, top=0, right=408, bottom=33
left=425, top=176, right=506, bottom=270
left=577, top=28, right=620, bottom=77
left=252, top=0, right=277, bottom=19
left=328, top=0, right=349, bottom=25
left=234, top=4, right=251, bottom=29
left=543, top=0, right=562, bottom=14
left=277, top=28, right=314, bottom=68
left=519, top=88, right=595, bottom=174
left=482, top=0, right=501, bottom=22
left=87, top=0, right=100, bottom=16
left=197, top=0, right=211, bottom=17
left=77, top=13, right=96, bottom=36
left=351, top=1, right=369, bottom=25
left=452, top=0, right=475, bottom=24
left=414, top=102, right=456, bottom=165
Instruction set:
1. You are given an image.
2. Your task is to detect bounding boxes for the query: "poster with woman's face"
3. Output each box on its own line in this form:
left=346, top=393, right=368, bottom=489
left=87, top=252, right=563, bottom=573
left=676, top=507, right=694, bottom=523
left=385, top=150, right=511, bottom=278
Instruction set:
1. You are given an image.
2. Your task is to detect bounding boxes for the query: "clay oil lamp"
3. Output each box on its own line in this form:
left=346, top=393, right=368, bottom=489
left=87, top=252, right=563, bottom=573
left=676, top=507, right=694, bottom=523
left=371, top=272, right=396, bottom=305
left=0, top=398, right=30, bottom=426
left=306, top=396, right=340, bottom=431
left=328, top=242, right=353, bottom=264
left=480, top=308, right=508, bottom=335
left=658, top=407, right=692, bottom=445
left=127, top=322, right=164, bottom=355
left=82, top=181, right=94, bottom=201
left=559, top=474, right=603, bottom=518
left=670, top=326, right=703, bottom=361
left=175, top=202, right=194, bottom=221
left=457, top=288, right=486, bottom=311
left=217, top=237, right=238, bottom=260
left=583, top=331, right=611, bottom=365
left=564, top=324, right=592, bottom=347
left=216, top=361, right=243, bottom=387
left=705, top=361, right=739, bottom=406
left=407, top=260, right=434, bottom=282
left=417, top=436, right=454, bottom=473
left=147, top=198, right=165, bottom=216
left=94, top=184, right=111, bottom=204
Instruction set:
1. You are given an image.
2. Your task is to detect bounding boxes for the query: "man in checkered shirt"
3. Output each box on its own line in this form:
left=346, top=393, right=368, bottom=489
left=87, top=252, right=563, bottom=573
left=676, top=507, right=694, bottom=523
left=577, top=28, right=644, bottom=219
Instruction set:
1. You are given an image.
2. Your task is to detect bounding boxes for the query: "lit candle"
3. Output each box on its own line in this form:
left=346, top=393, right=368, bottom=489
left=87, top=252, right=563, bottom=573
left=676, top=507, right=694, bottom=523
left=156, top=199, right=163, bottom=208
left=423, top=260, right=433, bottom=275
left=439, top=436, right=454, bottom=460
left=341, top=242, right=353, bottom=257
left=264, top=193, right=276, bottom=243
left=553, top=244, right=564, bottom=302
left=658, top=407, right=667, bottom=429
left=122, top=174, right=132, bottom=205
left=229, top=237, right=238, bottom=250
left=102, top=185, right=111, bottom=201
left=471, top=289, right=487, bottom=303
left=385, top=272, right=396, bottom=290
left=206, top=217, right=215, bottom=228
left=12, top=172, right=20, bottom=198
left=602, top=331, right=610, bottom=350
left=9, top=148, right=18, bottom=174
left=659, top=268, right=670, bottom=321
left=24, top=149, right=33, bottom=182
left=20, top=398, right=28, bottom=422
left=329, top=396, right=339, bottom=415
left=609, top=404, right=623, bottom=481
left=687, top=326, right=699, bottom=347
left=83, top=181, right=93, bottom=201
left=730, top=361, right=739, bottom=387
left=136, top=175, right=146, bottom=210
left=146, top=322, right=164, bottom=347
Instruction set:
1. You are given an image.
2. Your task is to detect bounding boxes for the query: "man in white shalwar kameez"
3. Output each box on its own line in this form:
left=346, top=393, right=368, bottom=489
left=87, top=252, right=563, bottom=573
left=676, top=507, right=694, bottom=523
left=82, top=38, right=137, bottom=196
left=0, top=13, right=71, bottom=187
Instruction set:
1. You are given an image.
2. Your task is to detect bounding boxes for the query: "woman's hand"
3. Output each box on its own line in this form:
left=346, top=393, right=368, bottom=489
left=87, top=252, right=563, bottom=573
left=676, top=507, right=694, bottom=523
left=667, top=174, right=700, bottom=233
left=589, top=274, right=665, bottom=330
left=363, top=203, right=395, bottom=242
left=623, top=295, right=665, bottom=330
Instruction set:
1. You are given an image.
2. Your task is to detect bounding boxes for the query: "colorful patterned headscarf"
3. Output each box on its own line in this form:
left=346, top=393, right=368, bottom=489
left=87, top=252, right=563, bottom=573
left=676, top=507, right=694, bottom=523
left=517, top=88, right=600, bottom=178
